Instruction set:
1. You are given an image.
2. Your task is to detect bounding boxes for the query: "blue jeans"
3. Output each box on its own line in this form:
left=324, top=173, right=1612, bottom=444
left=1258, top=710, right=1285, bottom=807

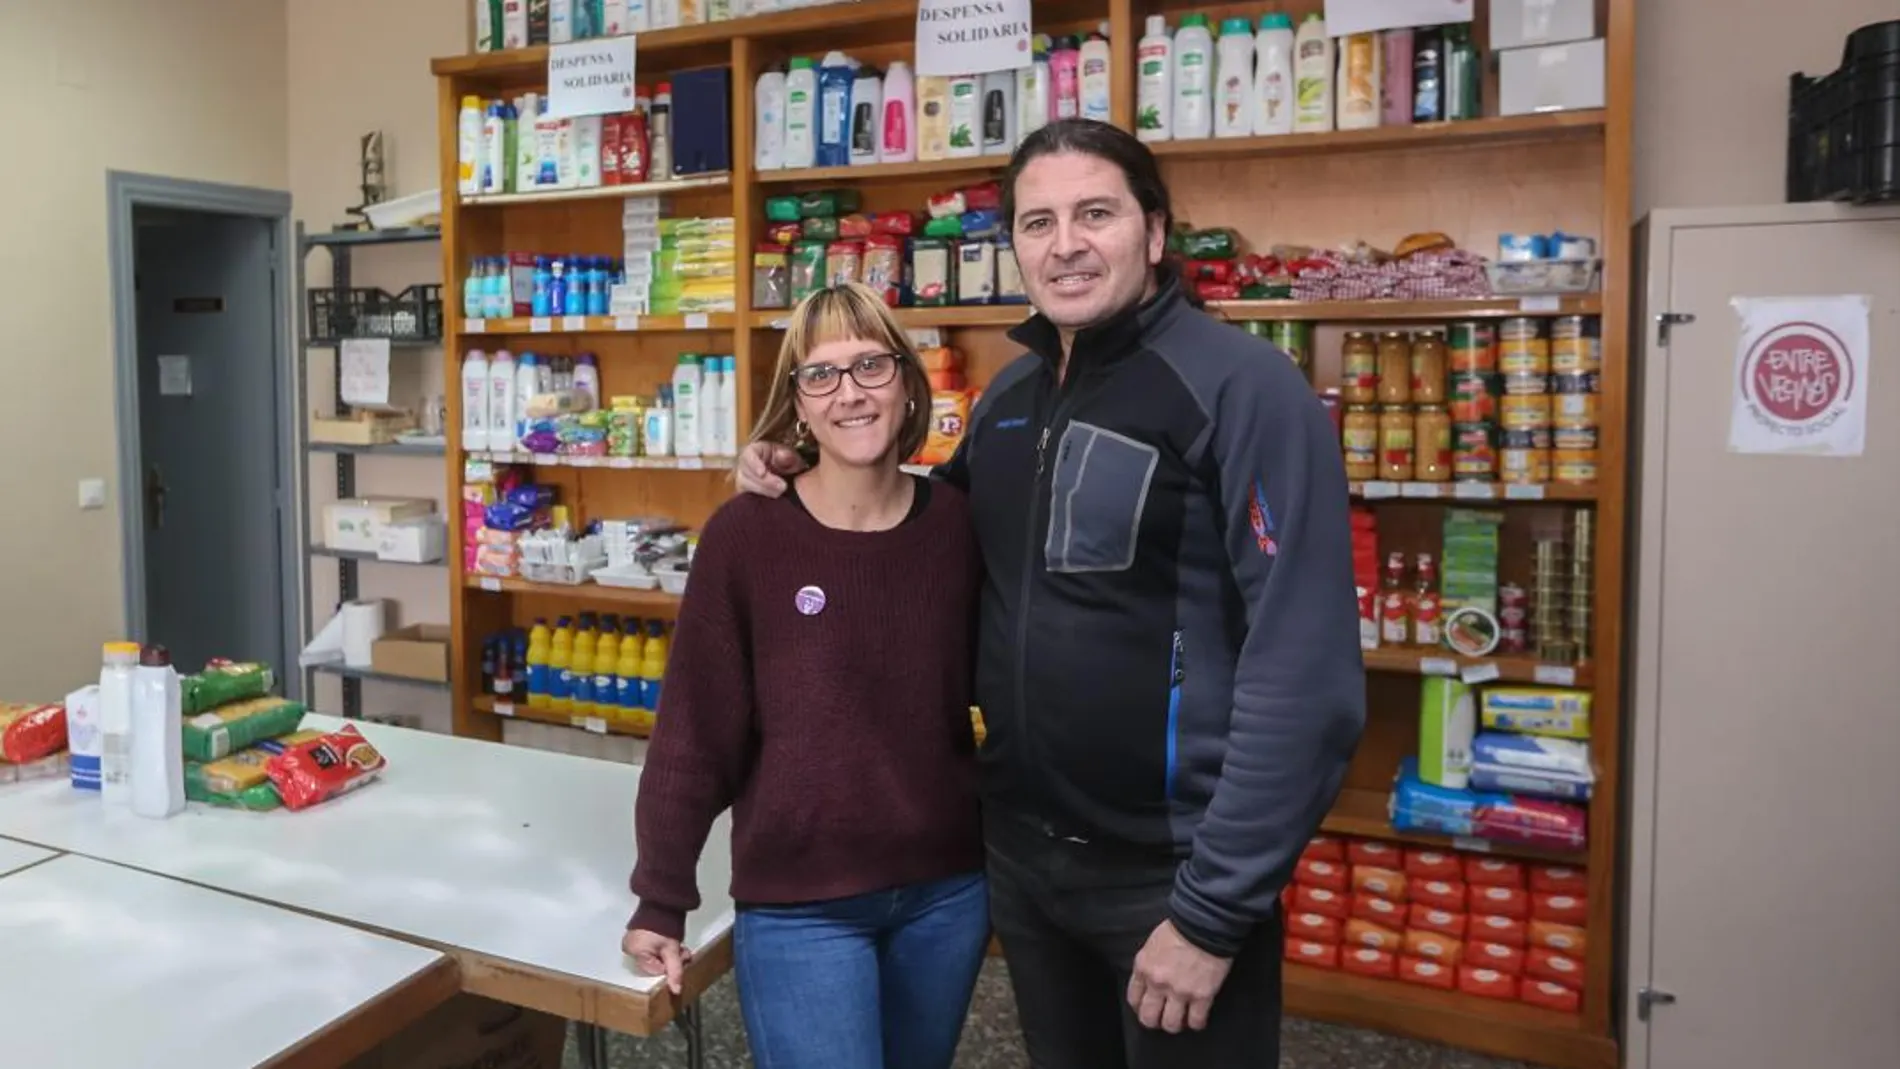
left=733, top=872, right=990, bottom=1069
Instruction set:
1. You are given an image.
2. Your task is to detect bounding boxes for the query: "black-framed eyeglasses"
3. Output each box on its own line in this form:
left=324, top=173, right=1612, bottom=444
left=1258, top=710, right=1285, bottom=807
left=791, top=352, right=902, bottom=397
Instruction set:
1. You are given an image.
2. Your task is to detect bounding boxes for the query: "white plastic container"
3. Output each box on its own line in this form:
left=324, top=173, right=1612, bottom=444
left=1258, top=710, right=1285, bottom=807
left=129, top=646, right=185, bottom=820
left=879, top=60, right=916, bottom=163
left=575, top=353, right=602, bottom=412
left=946, top=75, right=981, bottom=158
left=783, top=57, right=818, bottom=169
left=1336, top=32, right=1382, bottom=130
left=514, top=94, right=540, bottom=192
left=550, top=0, right=574, bottom=42
left=503, top=0, right=528, bottom=48
left=1016, top=41, right=1051, bottom=146
left=717, top=355, right=738, bottom=454
left=697, top=356, right=722, bottom=454
left=1172, top=14, right=1213, bottom=140
left=671, top=353, right=703, bottom=457
left=980, top=71, right=1017, bottom=157
left=97, top=643, right=139, bottom=807
left=458, top=95, right=484, bottom=196
left=573, top=115, right=603, bottom=187
left=1136, top=16, right=1173, bottom=142
left=645, top=385, right=674, bottom=457
left=513, top=353, right=538, bottom=448
left=1293, top=13, right=1334, bottom=133
left=65, top=684, right=101, bottom=792
left=462, top=350, right=491, bottom=452
left=1079, top=33, right=1112, bottom=123
left=487, top=350, right=516, bottom=454
left=481, top=104, right=510, bottom=194
left=851, top=68, right=882, bottom=165
left=1214, top=18, right=1254, bottom=138
left=755, top=67, right=787, bottom=170
left=917, top=75, right=951, bottom=161
left=476, top=0, right=496, bottom=52
left=1253, top=13, right=1295, bottom=136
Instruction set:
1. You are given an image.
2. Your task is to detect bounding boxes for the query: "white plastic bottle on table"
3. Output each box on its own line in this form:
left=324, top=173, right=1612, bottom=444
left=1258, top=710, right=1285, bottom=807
left=1079, top=32, right=1112, bottom=123
left=783, top=57, right=817, bottom=169
left=458, top=95, right=484, bottom=196
left=755, top=66, right=787, bottom=170
left=1253, top=13, right=1295, bottom=135
left=97, top=642, right=139, bottom=808
left=462, top=350, right=491, bottom=452
left=1136, top=15, right=1173, bottom=142
left=488, top=349, right=516, bottom=454
left=879, top=60, right=916, bottom=163
left=1293, top=12, right=1334, bottom=133
left=1171, top=14, right=1213, bottom=140
left=129, top=645, right=185, bottom=820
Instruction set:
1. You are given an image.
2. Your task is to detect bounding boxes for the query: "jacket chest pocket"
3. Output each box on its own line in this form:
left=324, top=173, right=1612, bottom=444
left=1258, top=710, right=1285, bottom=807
left=1044, top=420, right=1160, bottom=573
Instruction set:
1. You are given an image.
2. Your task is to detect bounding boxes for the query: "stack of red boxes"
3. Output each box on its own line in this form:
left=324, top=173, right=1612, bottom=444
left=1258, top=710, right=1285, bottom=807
left=1281, top=833, right=1592, bottom=1015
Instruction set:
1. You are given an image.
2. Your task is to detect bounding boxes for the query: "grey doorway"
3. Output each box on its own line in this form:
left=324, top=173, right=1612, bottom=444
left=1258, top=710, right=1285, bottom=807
left=108, top=174, right=298, bottom=693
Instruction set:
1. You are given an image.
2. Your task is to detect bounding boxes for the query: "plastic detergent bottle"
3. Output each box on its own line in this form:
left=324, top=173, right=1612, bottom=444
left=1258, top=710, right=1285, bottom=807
left=615, top=617, right=645, bottom=714
left=526, top=618, right=551, bottom=708
left=946, top=75, right=981, bottom=158
left=548, top=616, right=575, bottom=713
left=483, top=102, right=511, bottom=193
left=1253, top=13, right=1295, bottom=135
left=649, top=82, right=673, bottom=180
left=672, top=353, right=704, bottom=457
left=879, top=60, right=915, bottom=163
left=462, top=350, right=491, bottom=452
left=1214, top=18, right=1255, bottom=138
left=458, top=95, right=484, bottom=196
left=592, top=615, right=621, bottom=725
left=1293, top=13, right=1334, bottom=133
left=915, top=75, right=951, bottom=161
left=1016, top=38, right=1051, bottom=143
left=1050, top=36, right=1080, bottom=119
left=98, top=641, right=140, bottom=808
left=1079, top=32, right=1112, bottom=123
left=129, top=645, right=185, bottom=820
left=464, top=259, right=486, bottom=319
left=1172, top=14, right=1213, bottom=140
left=638, top=620, right=669, bottom=718
left=485, top=256, right=512, bottom=318
left=783, top=57, right=818, bottom=169
left=488, top=349, right=516, bottom=454
left=1136, top=15, right=1173, bottom=142
left=716, top=355, right=738, bottom=455
left=816, top=53, right=854, bottom=166
left=574, top=353, right=601, bottom=412
left=755, top=65, right=787, bottom=170
left=570, top=613, right=599, bottom=717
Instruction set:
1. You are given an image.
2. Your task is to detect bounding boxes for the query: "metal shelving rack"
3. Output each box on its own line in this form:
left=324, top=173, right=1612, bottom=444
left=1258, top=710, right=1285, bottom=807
left=294, top=222, right=449, bottom=715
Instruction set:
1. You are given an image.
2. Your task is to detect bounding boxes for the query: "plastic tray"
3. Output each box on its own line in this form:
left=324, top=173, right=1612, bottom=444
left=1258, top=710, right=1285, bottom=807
left=1485, top=259, right=1600, bottom=296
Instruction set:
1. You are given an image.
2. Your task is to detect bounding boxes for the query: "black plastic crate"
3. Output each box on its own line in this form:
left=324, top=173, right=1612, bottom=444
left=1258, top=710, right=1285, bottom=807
left=1789, top=19, right=1900, bottom=204
left=305, top=285, right=444, bottom=343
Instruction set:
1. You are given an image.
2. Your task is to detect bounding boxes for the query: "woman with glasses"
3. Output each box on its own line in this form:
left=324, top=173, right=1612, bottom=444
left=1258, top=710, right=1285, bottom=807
left=622, top=282, right=988, bottom=1069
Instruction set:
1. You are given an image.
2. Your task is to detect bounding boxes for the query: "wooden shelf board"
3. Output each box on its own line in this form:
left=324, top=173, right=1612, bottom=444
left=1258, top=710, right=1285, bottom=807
left=465, top=575, right=684, bottom=613
left=1351, top=480, right=1598, bottom=503
left=752, top=305, right=1029, bottom=330
left=462, top=313, right=737, bottom=336
left=757, top=157, right=1007, bottom=185
left=468, top=451, right=735, bottom=471
left=1361, top=646, right=1592, bottom=688
left=1150, top=111, right=1607, bottom=163
left=1323, top=787, right=1587, bottom=865
left=1209, top=296, right=1604, bottom=320
left=472, top=695, right=651, bottom=738
left=459, top=174, right=728, bottom=207
left=1284, top=963, right=1616, bottom=1069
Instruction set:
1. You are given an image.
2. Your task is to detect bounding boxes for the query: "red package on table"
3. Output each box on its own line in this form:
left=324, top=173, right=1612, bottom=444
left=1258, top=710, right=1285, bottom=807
left=0, top=703, right=67, bottom=763
left=265, top=724, right=387, bottom=811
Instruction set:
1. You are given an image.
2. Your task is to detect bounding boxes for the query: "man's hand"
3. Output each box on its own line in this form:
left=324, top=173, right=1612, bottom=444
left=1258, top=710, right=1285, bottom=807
left=1127, top=919, right=1233, bottom=1033
left=623, top=928, right=693, bottom=995
left=736, top=441, right=806, bottom=497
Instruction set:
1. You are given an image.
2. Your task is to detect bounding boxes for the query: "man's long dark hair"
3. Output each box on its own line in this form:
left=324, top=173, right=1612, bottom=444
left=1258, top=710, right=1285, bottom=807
left=1000, top=118, right=1199, bottom=307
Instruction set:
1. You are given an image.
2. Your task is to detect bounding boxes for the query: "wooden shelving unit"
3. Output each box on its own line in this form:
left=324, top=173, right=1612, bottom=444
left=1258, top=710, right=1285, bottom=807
left=432, top=2, right=1634, bottom=1064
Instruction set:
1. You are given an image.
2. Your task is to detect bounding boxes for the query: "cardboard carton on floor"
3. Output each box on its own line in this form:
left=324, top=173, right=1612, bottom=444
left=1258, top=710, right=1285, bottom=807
left=371, top=625, right=451, bottom=682
left=346, top=994, right=566, bottom=1069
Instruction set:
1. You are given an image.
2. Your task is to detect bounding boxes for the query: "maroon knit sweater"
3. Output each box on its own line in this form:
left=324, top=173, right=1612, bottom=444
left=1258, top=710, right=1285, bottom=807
left=627, top=482, right=983, bottom=940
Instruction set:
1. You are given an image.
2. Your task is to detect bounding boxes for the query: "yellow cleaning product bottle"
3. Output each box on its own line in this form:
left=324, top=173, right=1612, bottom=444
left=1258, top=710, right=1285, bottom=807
left=525, top=618, right=551, bottom=709
left=570, top=612, right=599, bottom=719
left=548, top=616, right=575, bottom=713
left=616, top=617, right=645, bottom=725
left=637, top=619, right=669, bottom=731
left=592, top=614, right=621, bottom=727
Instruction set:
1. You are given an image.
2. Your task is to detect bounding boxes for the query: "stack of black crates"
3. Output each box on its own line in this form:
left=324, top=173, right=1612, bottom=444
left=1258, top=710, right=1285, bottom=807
left=1788, top=19, right=1899, bottom=204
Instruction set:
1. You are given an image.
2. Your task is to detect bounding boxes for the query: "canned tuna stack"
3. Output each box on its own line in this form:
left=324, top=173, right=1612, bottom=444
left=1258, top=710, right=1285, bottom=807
left=1549, top=316, right=1601, bottom=485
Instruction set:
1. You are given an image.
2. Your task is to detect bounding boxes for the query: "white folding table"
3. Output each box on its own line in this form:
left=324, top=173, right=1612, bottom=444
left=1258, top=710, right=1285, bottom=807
left=0, top=853, right=456, bottom=1068
left=0, top=834, right=54, bottom=876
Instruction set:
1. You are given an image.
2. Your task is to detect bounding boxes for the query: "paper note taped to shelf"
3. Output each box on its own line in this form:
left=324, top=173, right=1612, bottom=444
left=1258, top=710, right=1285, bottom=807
left=494, top=701, right=514, bottom=718
left=584, top=717, right=608, bottom=735
left=684, top=313, right=710, bottom=329
left=614, top=315, right=641, bottom=331
left=479, top=577, right=502, bottom=592
left=1534, top=665, right=1576, bottom=686
left=1454, top=483, right=1497, bottom=500
left=466, top=318, right=486, bottom=333
left=1519, top=295, right=1562, bottom=313
left=561, top=315, right=588, bottom=331
left=1322, top=0, right=1473, bottom=37
left=1505, top=484, right=1547, bottom=500
left=1419, top=657, right=1459, bottom=677
left=340, top=338, right=393, bottom=407
left=546, top=37, right=637, bottom=119
left=1727, top=294, right=1869, bottom=457
left=1361, top=481, right=1399, bottom=499
left=1462, top=662, right=1502, bottom=684
left=530, top=317, right=553, bottom=333
left=915, top=0, right=1033, bottom=76
left=1401, top=482, right=1444, bottom=498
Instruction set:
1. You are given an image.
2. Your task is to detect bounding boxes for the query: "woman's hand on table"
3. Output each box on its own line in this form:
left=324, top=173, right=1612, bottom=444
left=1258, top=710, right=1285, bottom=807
left=624, top=928, right=693, bottom=995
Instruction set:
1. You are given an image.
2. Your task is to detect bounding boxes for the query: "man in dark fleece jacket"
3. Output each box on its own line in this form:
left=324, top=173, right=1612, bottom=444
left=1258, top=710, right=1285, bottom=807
left=739, top=119, right=1365, bottom=1068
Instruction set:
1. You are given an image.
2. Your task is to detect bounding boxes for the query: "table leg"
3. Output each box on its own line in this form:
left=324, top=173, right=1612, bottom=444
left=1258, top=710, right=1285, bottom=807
left=576, top=1021, right=611, bottom=1069
left=675, top=1003, right=705, bottom=1069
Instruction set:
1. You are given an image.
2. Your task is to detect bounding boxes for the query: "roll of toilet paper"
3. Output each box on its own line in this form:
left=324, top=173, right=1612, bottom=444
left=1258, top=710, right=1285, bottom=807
left=341, top=599, right=388, bottom=668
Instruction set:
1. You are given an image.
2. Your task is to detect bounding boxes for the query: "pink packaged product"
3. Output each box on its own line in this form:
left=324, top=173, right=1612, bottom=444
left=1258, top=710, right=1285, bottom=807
left=1475, top=798, right=1588, bottom=852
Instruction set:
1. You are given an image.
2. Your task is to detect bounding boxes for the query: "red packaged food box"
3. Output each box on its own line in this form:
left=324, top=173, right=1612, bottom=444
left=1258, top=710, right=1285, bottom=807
left=1530, top=920, right=1588, bottom=955
left=1465, top=857, right=1526, bottom=888
left=1470, top=912, right=1528, bottom=947
left=1301, top=834, right=1346, bottom=863
left=1412, top=878, right=1466, bottom=912
left=1292, top=885, right=1350, bottom=920
left=1526, top=947, right=1585, bottom=987
left=1351, top=893, right=1408, bottom=929
left=1399, top=956, right=1456, bottom=990
left=1351, top=865, right=1408, bottom=901
left=1287, top=911, right=1342, bottom=944
left=1341, top=946, right=1397, bottom=979
left=1348, top=839, right=1403, bottom=868
left=1532, top=892, right=1589, bottom=926
left=1284, top=938, right=1339, bottom=969
left=1344, top=918, right=1404, bottom=952
left=1458, top=966, right=1520, bottom=1000
left=1470, top=884, right=1530, bottom=919
left=1530, top=865, right=1588, bottom=895
left=1468, top=940, right=1525, bottom=975
left=1403, top=929, right=1463, bottom=966
left=1408, top=904, right=1467, bottom=939
left=1522, top=979, right=1582, bottom=1013
left=1297, top=857, right=1350, bottom=893
left=1404, top=849, right=1463, bottom=880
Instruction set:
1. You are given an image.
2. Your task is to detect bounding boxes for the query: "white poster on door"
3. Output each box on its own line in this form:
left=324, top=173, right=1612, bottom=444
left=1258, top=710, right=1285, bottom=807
left=1727, top=295, right=1870, bottom=457
left=915, top=0, right=1033, bottom=76
left=1323, top=0, right=1474, bottom=37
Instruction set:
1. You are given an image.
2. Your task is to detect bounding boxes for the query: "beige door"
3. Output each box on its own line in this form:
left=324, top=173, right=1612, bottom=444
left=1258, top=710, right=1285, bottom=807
left=1626, top=204, right=1900, bottom=1069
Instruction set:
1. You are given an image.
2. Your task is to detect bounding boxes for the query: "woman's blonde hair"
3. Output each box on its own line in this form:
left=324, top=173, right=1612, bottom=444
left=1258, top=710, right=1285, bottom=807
left=749, top=282, right=933, bottom=465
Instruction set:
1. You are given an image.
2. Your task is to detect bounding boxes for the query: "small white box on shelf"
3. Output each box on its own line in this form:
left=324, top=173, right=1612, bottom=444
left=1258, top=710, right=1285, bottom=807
left=1498, top=38, right=1605, bottom=116
left=1489, top=0, right=1595, bottom=50
left=376, top=517, right=448, bottom=563
left=324, top=497, right=435, bottom=554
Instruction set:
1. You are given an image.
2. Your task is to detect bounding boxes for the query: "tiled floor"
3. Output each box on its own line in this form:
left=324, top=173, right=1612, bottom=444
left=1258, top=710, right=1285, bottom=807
left=565, top=959, right=1542, bottom=1069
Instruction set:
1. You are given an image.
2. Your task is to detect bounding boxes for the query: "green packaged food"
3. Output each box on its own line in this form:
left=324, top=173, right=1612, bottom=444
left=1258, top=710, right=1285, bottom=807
left=797, top=188, right=861, bottom=219
left=183, top=696, right=305, bottom=762
left=789, top=240, right=827, bottom=304
left=764, top=196, right=801, bottom=222
left=801, top=216, right=840, bottom=241
left=923, top=215, right=964, bottom=239
left=181, top=660, right=275, bottom=715
left=181, top=733, right=323, bottom=812
left=1180, top=228, right=1240, bottom=260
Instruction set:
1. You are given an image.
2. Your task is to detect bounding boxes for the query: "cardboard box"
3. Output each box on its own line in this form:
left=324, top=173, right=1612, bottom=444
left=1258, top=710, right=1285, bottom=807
left=346, top=994, right=565, bottom=1069
left=1489, top=0, right=1595, bottom=50
left=310, top=410, right=416, bottom=445
left=325, top=497, right=436, bottom=554
left=371, top=625, right=451, bottom=682
left=1499, top=38, right=1607, bottom=116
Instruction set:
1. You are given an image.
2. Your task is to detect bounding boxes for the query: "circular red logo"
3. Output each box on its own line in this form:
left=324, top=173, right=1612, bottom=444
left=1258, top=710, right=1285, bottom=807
left=1739, top=321, right=1853, bottom=427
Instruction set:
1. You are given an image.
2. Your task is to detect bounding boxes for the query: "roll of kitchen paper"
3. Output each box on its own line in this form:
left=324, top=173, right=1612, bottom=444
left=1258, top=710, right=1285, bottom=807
left=340, top=599, right=388, bottom=668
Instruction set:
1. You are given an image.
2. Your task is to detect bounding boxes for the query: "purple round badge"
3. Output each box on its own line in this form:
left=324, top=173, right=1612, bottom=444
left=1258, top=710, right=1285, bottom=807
left=794, top=585, right=827, bottom=616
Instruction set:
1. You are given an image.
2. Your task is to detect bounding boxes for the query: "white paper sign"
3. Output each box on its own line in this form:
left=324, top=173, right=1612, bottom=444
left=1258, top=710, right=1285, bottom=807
left=157, top=355, right=193, bottom=397
left=915, top=0, right=1033, bottom=76
left=1324, top=0, right=1474, bottom=37
left=339, top=338, right=392, bottom=407
left=546, top=38, right=637, bottom=119
left=1727, top=295, right=1870, bottom=457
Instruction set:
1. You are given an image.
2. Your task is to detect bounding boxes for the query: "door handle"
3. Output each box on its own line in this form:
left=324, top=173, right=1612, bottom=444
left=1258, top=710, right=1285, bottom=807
left=145, top=464, right=167, bottom=531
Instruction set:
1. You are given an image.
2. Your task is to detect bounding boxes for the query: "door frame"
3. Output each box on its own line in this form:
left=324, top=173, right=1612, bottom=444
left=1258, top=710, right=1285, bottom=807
left=106, top=172, right=299, bottom=696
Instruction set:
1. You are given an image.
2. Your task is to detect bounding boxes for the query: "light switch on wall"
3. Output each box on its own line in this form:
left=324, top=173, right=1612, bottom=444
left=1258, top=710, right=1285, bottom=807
left=78, top=479, right=106, bottom=510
